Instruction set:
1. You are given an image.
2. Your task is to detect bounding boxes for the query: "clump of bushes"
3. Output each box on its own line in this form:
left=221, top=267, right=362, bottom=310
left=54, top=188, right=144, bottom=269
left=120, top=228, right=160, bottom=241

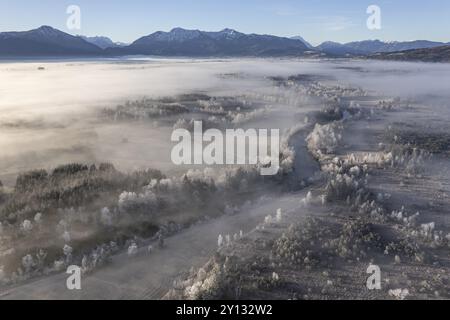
left=306, top=122, right=343, bottom=157
left=101, top=94, right=257, bottom=124
left=329, top=218, right=383, bottom=260
left=384, top=126, right=450, bottom=154
left=103, top=98, right=189, bottom=120
left=181, top=254, right=282, bottom=300
left=15, top=169, right=48, bottom=193
left=52, top=164, right=89, bottom=177
left=2, top=163, right=164, bottom=222
left=383, top=238, right=424, bottom=263
left=0, top=163, right=166, bottom=279
left=272, top=219, right=330, bottom=267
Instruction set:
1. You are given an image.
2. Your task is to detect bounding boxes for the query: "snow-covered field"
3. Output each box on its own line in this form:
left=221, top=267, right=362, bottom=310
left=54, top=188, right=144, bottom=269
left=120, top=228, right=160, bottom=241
left=0, top=58, right=449, bottom=299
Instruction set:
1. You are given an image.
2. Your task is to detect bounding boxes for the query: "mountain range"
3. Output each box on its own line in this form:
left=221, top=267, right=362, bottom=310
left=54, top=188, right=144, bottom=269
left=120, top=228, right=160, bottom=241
left=0, top=25, right=449, bottom=59
left=319, top=39, right=450, bottom=56
left=105, top=27, right=310, bottom=56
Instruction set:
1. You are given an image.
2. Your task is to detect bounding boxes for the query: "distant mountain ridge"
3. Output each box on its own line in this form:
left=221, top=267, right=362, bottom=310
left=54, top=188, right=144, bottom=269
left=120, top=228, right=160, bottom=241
left=0, top=26, right=102, bottom=56
left=0, top=25, right=449, bottom=59
left=369, top=45, right=450, bottom=63
left=316, top=41, right=366, bottom=56
left=107, top=27, right=310, bottom=56
left=78, top=35, right=126, bottom=49
left=316, top=39, right=449, bottom=56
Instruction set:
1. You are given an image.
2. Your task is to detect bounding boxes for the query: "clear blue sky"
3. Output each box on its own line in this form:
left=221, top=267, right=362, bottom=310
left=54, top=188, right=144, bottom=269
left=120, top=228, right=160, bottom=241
left=0, top=0, right=449, bottom=45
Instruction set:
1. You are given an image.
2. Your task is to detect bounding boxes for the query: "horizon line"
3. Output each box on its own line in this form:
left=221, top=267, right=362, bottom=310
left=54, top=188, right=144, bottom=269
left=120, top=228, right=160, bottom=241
left=2, top=24, right=449, bottom=46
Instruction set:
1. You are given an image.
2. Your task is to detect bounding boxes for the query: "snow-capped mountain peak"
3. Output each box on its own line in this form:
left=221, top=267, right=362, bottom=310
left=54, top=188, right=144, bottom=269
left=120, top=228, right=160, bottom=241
left=205, top=28, right=243, bottom=40
left=33, top=25, right=61, bottom=37
left=164, top=28, right=203, bottom=41
left=290, top=36, right=313, bottom=49
left=78, top=35, right=124, bottom=49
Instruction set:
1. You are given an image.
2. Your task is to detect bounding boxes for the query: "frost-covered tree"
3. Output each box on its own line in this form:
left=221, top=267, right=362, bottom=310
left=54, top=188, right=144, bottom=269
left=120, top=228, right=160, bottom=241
left=0, top=266, right=4, bottom=282
left=53, top=259, right=65, bottom=271
left=306, top=191, right=313, bottom=204
left=62, top=231, right=71, bottom=243
left=63, top=244, right=73, bottom=264
left=276, top=208, right=282, bottom=222
left=34, top=213, right=42, bottom=224
left=127, top=242, right=138, bottom=256
left=272, top=272, right=279, bottom=281
left=306, top=122, right=343, bottom=156
left=225, top=234, right=231, bottom=246
left=158, top=233, right=164, bottom=249
left=35, top=249, right=47, bottom=269
left=217, top=234, right=223, bottom=248
left=81, top=255, right=89, bottom=273
left=21, top=220, right=33, bottom=232
left=56, top=219, right=68, bottom=233
left=22, top=254, right=35, bottom=273
left=100, top=207, right=112, bottom=226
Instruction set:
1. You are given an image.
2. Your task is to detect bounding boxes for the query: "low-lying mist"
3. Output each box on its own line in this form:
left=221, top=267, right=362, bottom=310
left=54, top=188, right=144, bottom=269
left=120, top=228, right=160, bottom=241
left=2, top=59, right=450, bottom=187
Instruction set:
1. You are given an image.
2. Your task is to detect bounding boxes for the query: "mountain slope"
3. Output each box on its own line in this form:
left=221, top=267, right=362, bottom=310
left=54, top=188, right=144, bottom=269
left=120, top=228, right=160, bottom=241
left=0, top=26, right=102, bottom=56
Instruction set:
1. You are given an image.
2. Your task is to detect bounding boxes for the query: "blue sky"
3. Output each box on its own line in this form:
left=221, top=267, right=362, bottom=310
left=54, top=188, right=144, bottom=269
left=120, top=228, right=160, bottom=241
left=0, top=0, right=449, bottom=45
